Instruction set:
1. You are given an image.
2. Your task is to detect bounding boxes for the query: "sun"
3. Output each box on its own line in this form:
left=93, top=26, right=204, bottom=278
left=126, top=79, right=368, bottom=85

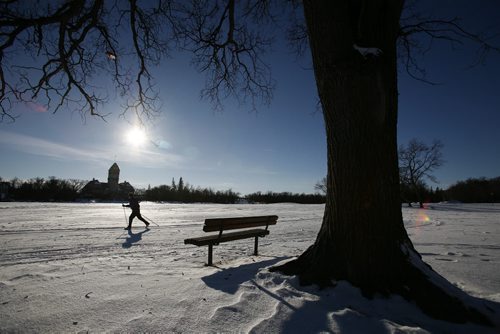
left=126, top=126, right=147, bottom=147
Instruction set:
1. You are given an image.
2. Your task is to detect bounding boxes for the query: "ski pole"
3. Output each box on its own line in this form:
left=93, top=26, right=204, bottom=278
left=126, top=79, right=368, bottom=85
left=142, top=214, right=159, bottom=227
left=145, top=216, right=159, bottom=227
left=122, top=204, right=128, bottom=225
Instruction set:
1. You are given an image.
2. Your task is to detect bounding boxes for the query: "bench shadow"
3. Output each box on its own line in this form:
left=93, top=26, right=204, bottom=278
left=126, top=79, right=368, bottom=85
left=122, top=228, right=150, bottom=249
left=202, top=256, right=288, bottom=294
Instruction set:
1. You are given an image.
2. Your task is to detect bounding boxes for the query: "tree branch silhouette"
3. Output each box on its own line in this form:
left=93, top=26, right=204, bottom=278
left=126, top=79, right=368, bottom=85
left=0, top=0, right=277, bottom=121
left=398, top=3, right=500, bottom=83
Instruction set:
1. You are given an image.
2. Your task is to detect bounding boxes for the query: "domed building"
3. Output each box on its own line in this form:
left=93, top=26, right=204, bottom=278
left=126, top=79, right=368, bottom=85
left=80, top=163, right=134, bottom=200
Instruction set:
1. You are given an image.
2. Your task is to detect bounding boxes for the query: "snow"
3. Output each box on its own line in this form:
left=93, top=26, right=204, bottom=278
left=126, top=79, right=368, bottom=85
left=353, top=44, right=383, bottom=57
left=0, top=202, right=499, bottom=333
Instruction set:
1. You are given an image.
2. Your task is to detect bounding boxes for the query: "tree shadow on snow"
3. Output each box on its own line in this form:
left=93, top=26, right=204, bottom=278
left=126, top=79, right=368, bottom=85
left=202, top=256, right=288, bottom=294
left=122, top=228, right=150, bottom=249
left=278, top=282, right=500, bottom=334
left=202, top=257, right=500, bottom=333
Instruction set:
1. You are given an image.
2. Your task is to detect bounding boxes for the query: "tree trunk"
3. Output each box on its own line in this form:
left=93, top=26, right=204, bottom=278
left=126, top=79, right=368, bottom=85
left=272, top=0, right=492, bottom=325
left=291, top=0, right=409, bottom=290
left=411, top=182, right=424, bottom=208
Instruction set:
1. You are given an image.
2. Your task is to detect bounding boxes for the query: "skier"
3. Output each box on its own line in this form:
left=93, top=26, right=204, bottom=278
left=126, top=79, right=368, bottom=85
left=122, top=193, right=149, bottom=230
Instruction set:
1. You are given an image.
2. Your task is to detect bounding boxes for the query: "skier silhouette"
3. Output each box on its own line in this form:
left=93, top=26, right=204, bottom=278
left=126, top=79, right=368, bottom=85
left=122, top=193, right=149, bottom=230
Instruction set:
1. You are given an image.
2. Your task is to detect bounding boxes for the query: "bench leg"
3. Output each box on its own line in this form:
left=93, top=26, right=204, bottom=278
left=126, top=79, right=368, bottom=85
left=207, top=244, right=213, bottom=266
left=254, top=236, right=259, bottom=256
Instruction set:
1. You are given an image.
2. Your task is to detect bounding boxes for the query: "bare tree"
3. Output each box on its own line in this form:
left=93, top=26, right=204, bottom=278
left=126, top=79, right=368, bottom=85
left=0, top=0, right=273, bottom=121
left=399, top=138, right=444, bottom=208
left=314, top=176, right=327, bottom=195
left=1, top=0, right=498, bottom=326
left=68, top=179, right=88, bottom=193
left=1, top=0, right=166, bottom=121
left=398, top=0, right=500, bottom=83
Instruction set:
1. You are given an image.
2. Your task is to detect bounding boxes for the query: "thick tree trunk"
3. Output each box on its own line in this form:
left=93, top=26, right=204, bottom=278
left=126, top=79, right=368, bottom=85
left=275, top=0, right=413, bottom=293
left=291, top=0, right=410, bottom=289
left=272, top=0, right=492, bottom=325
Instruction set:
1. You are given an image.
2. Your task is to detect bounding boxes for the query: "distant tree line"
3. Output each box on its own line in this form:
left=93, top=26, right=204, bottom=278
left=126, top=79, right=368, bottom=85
left=0, top=176, right=241, bottom=204
left=399, top=177, right=500, bottom=204
left=446, top=177, right=500, bottom=203
left=143, top=177, right=240, bottom=204
left=400, top=183, right=446, bottom=205
left=2, top=175, right=499, bottom=204
left=315, top=174, right=500, bottom=205
left=1, top=175, right=325, bottom=204
left=246, top=191, right=325, bottom=204
left=2, top=177, right=86, bottom=202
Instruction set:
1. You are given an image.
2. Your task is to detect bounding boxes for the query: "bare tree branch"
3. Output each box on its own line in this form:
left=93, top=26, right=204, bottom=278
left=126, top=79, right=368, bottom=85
left=174, top=0, right=275, bottom=111
left=0, top=0, right=174, bottom=121
left=2, top=1, right=497, bottom=122
left=398, top=2, right=500, bottom=83
left=1, top=0, right=280, bottom=121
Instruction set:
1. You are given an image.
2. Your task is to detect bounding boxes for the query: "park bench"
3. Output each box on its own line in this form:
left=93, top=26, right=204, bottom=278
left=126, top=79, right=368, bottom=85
left=184, top=215, right=278, bottom=265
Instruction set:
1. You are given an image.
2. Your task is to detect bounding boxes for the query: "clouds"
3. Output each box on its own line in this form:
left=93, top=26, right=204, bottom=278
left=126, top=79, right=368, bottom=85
left=0, top=130, right=185, bottom=168
left=0, top=130, right=101, bottom=161
left=151, top=138, right=172, bottom=150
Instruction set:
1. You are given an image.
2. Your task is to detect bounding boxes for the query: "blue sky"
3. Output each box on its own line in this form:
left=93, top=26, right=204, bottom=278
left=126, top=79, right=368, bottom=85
left=1, top=1, right=499, bottom=195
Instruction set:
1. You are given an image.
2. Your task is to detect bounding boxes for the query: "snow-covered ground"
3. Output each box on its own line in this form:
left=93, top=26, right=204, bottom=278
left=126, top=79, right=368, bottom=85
left=0, top=202, right=499, bottom=333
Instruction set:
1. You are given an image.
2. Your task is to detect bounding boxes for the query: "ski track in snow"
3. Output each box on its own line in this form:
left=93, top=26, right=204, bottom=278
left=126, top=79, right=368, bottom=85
left=0, top=202, right=499, bottom=333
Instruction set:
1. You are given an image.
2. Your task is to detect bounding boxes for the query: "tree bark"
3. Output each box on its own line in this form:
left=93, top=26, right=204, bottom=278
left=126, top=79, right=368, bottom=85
left=272, top=0, right=492, bottom=325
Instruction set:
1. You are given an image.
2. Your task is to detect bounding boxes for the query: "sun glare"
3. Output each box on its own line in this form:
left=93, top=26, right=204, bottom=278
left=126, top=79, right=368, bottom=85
left=126, top=127, right=147, bottom=147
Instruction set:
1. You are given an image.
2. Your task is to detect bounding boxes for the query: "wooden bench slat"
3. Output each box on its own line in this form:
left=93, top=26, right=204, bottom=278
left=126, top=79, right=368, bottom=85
left=184, top=228, right=269, bottom=246
left=203, top=215, right=278, bottom=232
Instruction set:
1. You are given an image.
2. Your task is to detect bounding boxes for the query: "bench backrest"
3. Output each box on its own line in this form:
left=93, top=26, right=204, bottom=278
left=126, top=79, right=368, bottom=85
left=203, top=215, right=278, bottom=232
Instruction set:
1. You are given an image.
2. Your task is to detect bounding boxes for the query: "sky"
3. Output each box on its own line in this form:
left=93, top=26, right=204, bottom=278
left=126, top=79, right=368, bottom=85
left=1, top=1, right=499, bottom=196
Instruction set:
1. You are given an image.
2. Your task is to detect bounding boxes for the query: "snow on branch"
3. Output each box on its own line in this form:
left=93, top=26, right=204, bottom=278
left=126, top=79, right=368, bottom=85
left=353, top=44, right=383, bottom=58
